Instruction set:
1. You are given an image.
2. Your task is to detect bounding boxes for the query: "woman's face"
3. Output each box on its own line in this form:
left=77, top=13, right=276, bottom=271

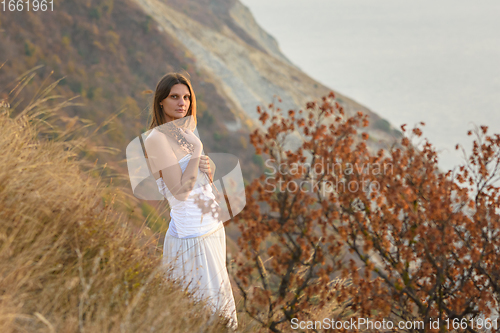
left=159, top=83, right=191, bottom=122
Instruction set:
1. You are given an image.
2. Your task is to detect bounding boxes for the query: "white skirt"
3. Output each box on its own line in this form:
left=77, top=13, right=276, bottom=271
left=163, top=225, right=238, bottom=330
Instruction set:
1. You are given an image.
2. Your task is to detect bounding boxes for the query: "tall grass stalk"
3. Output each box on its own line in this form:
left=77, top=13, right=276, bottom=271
left=0, top=69, right=232, bottom=332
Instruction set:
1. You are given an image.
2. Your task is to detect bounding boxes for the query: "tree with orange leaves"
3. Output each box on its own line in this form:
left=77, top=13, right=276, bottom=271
left=231, top=91, right=500, bottom=333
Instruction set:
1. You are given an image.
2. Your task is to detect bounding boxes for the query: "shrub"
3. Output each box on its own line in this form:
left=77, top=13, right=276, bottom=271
left=232, top=91, right=500, bottom=332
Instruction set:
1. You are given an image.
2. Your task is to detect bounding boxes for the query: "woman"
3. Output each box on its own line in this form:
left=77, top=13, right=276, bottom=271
left=144, top=73, right=238, bottom=329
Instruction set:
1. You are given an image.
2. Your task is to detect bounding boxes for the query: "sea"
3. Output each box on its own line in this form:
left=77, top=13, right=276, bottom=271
left=240, top=0, right=500, bottom=179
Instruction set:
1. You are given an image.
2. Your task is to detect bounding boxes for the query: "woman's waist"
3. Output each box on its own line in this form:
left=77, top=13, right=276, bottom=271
left=170, top=203, right=219, bottom=220
left=168, top=208, right=223, bottom=238
left=167, top=220, right=223, bottom=239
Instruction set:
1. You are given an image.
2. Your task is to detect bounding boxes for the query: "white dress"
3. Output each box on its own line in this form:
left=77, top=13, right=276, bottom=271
left=157, top=153, right=238, bottom=329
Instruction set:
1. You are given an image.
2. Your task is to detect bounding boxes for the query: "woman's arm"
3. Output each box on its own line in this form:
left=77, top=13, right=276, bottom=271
left=145, top=131, right=202, bottom=201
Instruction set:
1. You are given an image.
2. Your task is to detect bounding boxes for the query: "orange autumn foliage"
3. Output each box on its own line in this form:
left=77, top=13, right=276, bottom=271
left=231, top=91, right=500, bottom=332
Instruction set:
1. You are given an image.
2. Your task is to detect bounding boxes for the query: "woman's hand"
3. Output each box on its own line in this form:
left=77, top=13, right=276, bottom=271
left=179, top=128, right=203, bottom=150
left=199, top=155, right=211, bottom=175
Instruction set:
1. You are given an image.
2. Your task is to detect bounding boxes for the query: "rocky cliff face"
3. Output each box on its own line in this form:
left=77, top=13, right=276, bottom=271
left=0, top=0, right=402, bottom=181
left=133, top=0, right=402, bottom=154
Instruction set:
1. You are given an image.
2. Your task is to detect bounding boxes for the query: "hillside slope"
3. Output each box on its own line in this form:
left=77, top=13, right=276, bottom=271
left=0, top=0, right=402, bottom=238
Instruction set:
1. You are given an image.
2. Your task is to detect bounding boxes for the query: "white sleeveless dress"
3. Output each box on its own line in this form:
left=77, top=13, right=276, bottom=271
left=156, top=153, right=238, bottom=329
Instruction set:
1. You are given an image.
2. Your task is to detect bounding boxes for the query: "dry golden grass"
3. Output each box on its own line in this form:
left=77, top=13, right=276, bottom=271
left=0, top=72, right=238, bottom=332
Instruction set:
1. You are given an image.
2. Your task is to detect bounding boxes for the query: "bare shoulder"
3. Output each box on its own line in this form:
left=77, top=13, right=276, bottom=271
left=144, top=128, right=175, bottom=156
left=145, top=128, right=167, bottom=146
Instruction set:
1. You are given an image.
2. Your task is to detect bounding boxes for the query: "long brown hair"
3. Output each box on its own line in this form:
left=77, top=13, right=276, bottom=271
left=148, top=72, right=197, bottom=130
